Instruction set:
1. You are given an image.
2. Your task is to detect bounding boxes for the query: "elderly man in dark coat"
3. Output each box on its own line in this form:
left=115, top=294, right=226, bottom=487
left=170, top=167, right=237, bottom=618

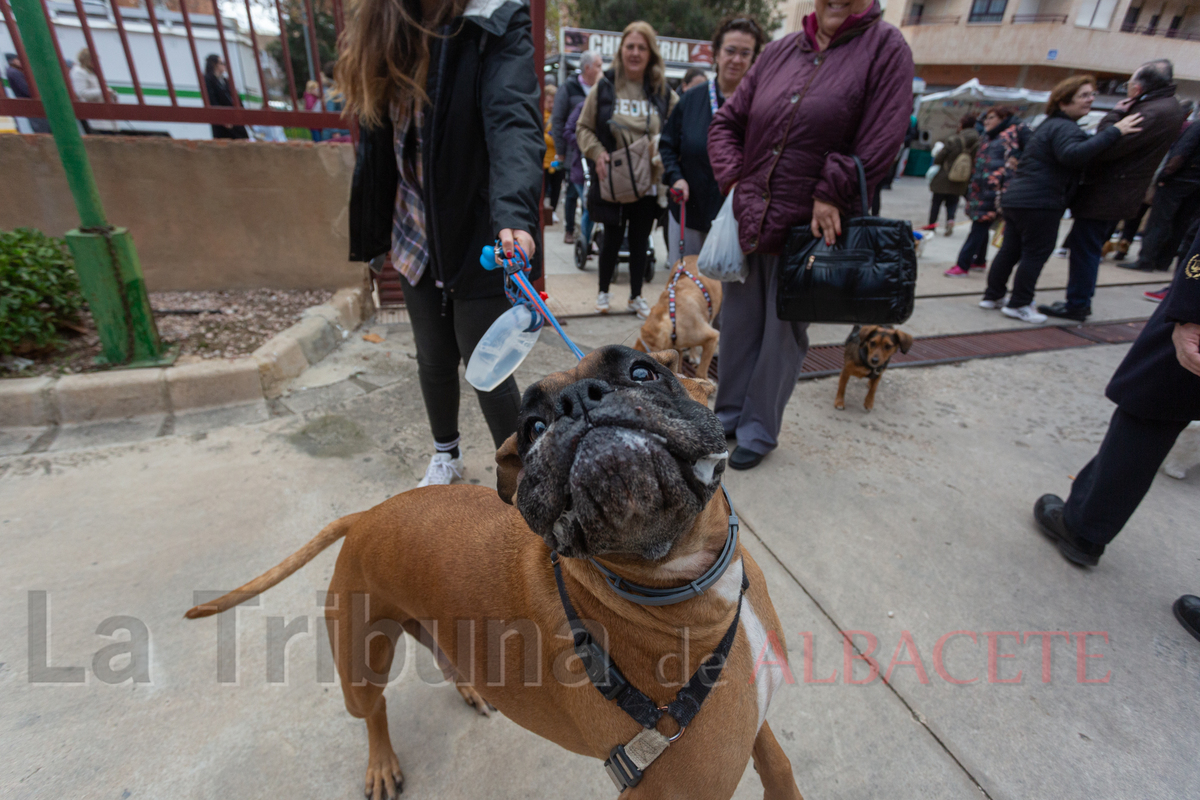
left=1041, top=60, right=1187, bottom=321
left=1034, top=227, right=1200, bottom=573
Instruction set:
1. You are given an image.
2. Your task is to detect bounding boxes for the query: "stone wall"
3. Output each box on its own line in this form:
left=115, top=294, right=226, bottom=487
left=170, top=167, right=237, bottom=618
left=0, top=134, right=365, bottom=292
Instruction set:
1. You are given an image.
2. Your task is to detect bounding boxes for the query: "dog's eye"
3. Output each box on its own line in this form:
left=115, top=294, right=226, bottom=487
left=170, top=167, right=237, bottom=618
left=527, top=419, right=547, bottom=443
left=630, top=364, right=657, bottom=382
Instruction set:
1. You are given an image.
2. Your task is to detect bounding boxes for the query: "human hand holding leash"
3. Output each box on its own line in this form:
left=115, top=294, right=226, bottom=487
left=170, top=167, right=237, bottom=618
left=498, top=229, right=536, bottom=262
left=671, top=179, right=690, bottom=203
left=1174, top=322, right=1200, bottom=377
left=811, top=198, right=841, bottom=246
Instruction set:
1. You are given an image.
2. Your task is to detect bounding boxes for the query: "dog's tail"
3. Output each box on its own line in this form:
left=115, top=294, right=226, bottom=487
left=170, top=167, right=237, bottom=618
left=184, top=513, right=362, bottom=619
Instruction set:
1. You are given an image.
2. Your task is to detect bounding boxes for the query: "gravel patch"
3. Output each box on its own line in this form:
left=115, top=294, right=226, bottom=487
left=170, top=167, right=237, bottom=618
left=3, top=289, right=334, bottom=378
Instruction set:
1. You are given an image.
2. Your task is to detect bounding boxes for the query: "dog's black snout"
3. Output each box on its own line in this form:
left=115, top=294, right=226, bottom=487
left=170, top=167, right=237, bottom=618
left=870, top=356, right=881, bottom=365
left=557, top=379, right=612, bottom=420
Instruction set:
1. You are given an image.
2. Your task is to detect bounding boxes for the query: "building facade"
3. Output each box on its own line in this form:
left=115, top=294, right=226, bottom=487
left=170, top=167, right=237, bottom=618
left=780, top=0, right=1200, bottom=98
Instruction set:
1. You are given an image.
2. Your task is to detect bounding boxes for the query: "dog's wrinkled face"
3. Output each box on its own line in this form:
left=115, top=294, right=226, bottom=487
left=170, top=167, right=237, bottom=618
left=858, top=325, right=913, bottom=367
left=496, top=346, right=726, bottom=560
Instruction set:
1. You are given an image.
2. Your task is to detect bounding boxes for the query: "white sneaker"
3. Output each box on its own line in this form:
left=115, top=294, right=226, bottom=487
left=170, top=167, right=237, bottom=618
left=1001, top=304, right=1047, bottom=324
left=1053, top=247, right=1068, bottom=258
left=978, top=298, right=1004, bottom=309
left=596, top=291, right=611, bottom=313
left=417, top=452, right=464, bottom=487
left=628, top=296, right=651, bottom=319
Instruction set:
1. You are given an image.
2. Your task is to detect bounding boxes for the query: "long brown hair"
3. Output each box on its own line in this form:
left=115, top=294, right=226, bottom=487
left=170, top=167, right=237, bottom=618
left=614, top=21, right=666, bottom=96
left=1046, top=74, right=1096, bottom=118
left=336, top=0, right=465, bottom=126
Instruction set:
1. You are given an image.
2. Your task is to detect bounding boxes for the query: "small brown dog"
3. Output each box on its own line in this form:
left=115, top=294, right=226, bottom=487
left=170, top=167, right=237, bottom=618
left=634, top=255, right=723, bottom=378
left=835, top=324, right=913, bottom=411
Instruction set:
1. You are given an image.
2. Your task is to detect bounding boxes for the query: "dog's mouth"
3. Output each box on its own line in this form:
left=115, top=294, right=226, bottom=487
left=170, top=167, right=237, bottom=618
left=523, top=421, right=727, bottom=559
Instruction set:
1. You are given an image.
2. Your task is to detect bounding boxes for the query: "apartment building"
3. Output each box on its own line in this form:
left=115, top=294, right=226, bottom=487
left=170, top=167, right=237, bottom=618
left=779, top=0, right=1200, bottom=98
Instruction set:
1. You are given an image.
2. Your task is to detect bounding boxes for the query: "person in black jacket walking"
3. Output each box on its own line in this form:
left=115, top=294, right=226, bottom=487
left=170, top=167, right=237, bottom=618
left=659, top=16, right=765, bottom=266
left=343, top=0, right=542, bottom=490
left=1033, top=230, right=1200, bottom=568
left=1120, top=116, right=1200, bottom=272
left=980, top=75, right=1143, bottom=322
left=550, top=49, right=600, bottom=244
left=204, top=54, right=248, bottom=140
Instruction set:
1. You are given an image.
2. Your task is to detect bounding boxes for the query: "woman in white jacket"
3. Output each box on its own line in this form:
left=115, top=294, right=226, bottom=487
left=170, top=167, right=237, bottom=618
left=70, top=49, right=118, bottom=133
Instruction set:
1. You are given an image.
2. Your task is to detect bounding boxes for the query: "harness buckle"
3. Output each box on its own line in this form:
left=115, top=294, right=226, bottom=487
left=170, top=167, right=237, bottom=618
left=577, top=639, right=629, bottom=701
left=604, top=744, right=644, bottom=791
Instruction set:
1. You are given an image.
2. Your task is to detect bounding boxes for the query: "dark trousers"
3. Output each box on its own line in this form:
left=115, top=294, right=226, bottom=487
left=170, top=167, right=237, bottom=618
left=212, top=124, right=249, bottom=139
left=544, top=169, right=564, bottom=211
left=956, top=219, right=991, bottom=269
left=1064, top=217, right=1111, bottom=311
left=1064, top=408, right=1189, bottom=546
left=929, top=193, right=960, bottom=226
left=398, top=272, right=521, bottom=449
left=1134, top=181, right=1200, bottom=271
left=564, top=180, right=581, bottom=233
left=598, top=195, right=657, bottom=299
left=984, top=207, right=1062, bottom=307
left=1118, top=204, right=1150, bottom=243
left=715, top=253, right=810, bottom=455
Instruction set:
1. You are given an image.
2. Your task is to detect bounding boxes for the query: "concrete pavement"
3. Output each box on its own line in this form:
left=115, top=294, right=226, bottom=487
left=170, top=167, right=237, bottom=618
left=2, top=177, right=1198, bottom=800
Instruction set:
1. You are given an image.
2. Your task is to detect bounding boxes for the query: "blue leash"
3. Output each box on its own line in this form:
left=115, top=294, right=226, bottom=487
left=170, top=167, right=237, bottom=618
left=480, top=242, right=586, bottom=361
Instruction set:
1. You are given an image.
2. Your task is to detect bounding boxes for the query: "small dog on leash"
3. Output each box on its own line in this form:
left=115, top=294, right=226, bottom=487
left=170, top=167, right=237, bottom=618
left=835, top=324, right=913, bottom=411
left=1163, top=421, right=1200, bottom=479
left=634, top=255, right=723, bottom=379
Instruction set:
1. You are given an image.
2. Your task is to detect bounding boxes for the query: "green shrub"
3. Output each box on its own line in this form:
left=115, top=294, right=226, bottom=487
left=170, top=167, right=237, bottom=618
left=0, top=229, right=84, bottom=356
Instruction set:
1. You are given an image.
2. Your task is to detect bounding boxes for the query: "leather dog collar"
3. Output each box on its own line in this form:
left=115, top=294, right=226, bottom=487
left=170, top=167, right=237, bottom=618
left=586, top=484, right=739, bottom=606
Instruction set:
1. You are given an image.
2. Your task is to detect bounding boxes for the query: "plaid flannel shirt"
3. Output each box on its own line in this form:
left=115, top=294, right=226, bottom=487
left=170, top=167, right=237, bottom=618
left=391, top=102, right=430, bottom=286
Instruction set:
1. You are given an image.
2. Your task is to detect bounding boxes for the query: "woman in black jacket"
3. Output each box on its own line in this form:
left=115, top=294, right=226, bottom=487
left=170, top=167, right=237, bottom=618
left=659, top=16, right=765, bottom=266
left=980, top=76, right=1142, bottom=322
left=343, top=0, right=542, bottom=488
left=204, top=54, right=248, bottom=139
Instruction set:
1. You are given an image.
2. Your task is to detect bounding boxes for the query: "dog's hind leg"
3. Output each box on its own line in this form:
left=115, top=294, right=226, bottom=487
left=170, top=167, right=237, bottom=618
left=696, top=330, right=719, bottom=380
left=329, top=581, right=405, bottom=800
left=752, top=722, right=803, bottom=800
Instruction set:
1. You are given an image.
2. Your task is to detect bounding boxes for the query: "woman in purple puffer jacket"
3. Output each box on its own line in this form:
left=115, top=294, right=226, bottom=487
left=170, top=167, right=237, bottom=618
left=707, top=0, right=913, bottom=470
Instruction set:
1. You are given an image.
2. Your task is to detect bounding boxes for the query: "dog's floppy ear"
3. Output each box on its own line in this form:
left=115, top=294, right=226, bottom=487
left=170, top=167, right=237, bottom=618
left=648, top=349, right=681, bottom=373
left=495, top=433, right=522, bottom=505
left=847, top=324, right=862, bottom=344
left=894, top=329, right=914, bottom=354
left=676, top=376, right=716, bottom=405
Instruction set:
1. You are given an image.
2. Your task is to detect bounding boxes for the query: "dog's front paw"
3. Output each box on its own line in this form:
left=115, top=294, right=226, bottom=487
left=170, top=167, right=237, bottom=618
left=834, top=399, right=845, bottom=410
left=456, top=684, right=496, bottom=717
left=364, top=750, right=404, bottom=800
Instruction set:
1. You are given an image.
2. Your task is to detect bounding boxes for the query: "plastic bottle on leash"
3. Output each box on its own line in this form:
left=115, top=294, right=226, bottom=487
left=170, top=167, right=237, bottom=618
left=465, top=303, right=541, bottom=392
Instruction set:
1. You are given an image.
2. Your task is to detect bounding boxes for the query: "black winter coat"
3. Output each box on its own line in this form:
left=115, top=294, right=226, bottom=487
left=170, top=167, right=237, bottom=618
left=1106, top=231, right=1200, bottom=421
left=1159, top=121, right=1200, bottom=186
left=1072, top=86, right=1187, bottom=221
left=659, top=81, right=724, bottom=233
left=348, top=0, right=543, bottom=300
left=550, top=74, right=588, bottom=165
left=1000, top=112, right=1121, bottom=211
left=965, top=116, right=1029, bottom=223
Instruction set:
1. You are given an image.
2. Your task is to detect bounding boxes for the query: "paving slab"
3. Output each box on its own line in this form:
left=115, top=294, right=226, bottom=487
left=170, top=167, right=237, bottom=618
left=724, top=344, right=1200, bottom=800
left=47, top=415, right=166, bottom=452
left=0, top=426, right=44, bottom=456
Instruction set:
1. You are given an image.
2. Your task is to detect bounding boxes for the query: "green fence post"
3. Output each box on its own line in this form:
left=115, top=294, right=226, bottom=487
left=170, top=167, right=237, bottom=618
left=10, top=0, right=169, bottom=367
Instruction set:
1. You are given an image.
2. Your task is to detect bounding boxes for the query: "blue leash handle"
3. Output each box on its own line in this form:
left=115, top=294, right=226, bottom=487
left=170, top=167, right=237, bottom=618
left=480, top=243, right=586, bottom=361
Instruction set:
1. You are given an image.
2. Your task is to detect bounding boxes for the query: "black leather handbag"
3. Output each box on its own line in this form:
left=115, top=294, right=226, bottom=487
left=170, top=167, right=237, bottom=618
left=777, top=156, right=917, bottom=325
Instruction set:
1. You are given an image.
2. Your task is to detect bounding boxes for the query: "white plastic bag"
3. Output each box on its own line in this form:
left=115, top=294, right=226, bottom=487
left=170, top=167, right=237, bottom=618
left=925, top=164, right=940, bottom=186
left=697, top=191, right=747, bottom=283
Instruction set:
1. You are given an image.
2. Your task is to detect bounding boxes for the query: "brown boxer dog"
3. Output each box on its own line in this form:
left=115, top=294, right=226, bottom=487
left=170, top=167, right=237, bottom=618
left=634, top=256, right=723, bottom=379
left=186, top=345, right=802, bottom=800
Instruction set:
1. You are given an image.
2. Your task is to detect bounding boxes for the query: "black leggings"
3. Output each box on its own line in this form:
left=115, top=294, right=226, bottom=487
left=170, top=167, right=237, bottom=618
left=984, top=207, right=1062, bottom=308
left=598, top=196, right=658, bottom=299
left=399, top=272, right=521, bottom=449
left=929, top=193, right=959, bottom=226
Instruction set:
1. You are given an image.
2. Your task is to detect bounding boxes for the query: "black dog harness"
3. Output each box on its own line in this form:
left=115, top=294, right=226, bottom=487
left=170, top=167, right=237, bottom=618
left=666, top=264, right=714, bottom=344
left=550, top=485, right=746, bottom=791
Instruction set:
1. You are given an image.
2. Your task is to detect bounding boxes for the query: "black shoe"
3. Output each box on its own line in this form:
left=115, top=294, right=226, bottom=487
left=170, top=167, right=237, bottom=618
left=1115, top=261, right=1155, bottom=272
left=1173, top=595, right=1200, bottom=643
left=1038, top=301, right=1091, bottom=322
left=729, top=446, right=766, bottom=471
left=1033, top=494, right=1105, bottom=567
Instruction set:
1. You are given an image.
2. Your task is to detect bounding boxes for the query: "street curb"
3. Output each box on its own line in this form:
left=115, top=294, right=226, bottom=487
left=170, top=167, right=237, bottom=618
left=0, top=285, right=376, bottom=428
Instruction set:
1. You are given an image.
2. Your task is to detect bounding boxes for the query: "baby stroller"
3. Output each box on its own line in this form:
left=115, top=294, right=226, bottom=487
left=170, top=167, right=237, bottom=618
left=573, top=158, right=657, bottom=283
